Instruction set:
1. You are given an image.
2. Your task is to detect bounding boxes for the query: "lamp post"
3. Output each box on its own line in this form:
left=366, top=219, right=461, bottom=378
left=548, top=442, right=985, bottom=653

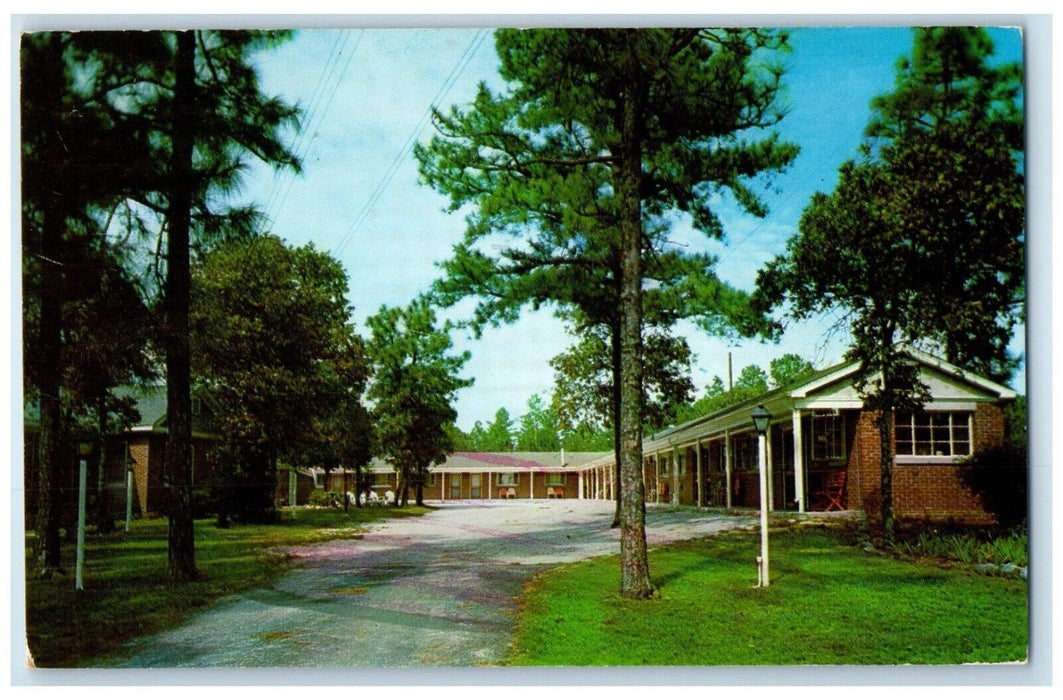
left=76, top=440, right=92, bottom=591
left=124, top=446, right=135, bottom=533
left=751, top=404, right=771, bottom=587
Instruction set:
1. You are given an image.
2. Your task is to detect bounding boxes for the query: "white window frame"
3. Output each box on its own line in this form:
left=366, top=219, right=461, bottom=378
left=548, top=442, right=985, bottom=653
left=545, top=473, right=565, bottom=486
left=895, top=411, right=973, bottom=460
left=497, top=472, right=519, bottom=486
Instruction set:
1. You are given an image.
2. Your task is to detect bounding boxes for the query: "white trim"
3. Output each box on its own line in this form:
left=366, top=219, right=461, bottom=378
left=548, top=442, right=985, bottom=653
left=894, top=455, right=970, bottom=466
left=794, top=399, right=864, bottom=411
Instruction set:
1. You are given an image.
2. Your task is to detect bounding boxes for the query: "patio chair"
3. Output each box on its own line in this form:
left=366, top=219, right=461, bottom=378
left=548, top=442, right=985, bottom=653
left=384, top=490, right=395, bottom=505
left=546, top=487, right=556, bottom=499
left=811, top=470, right=847, bottom=511
left=554, top=487, right=564, bottom=499
left=506, top=487, right=516, bottom=499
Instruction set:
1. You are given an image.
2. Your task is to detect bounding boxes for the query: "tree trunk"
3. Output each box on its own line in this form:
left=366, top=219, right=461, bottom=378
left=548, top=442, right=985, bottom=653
left=878, top=410, right=896, bottom=544
left=610, top=318, right=622, bottom=529
left=94, top=394, right=114, bottom=533
left=616, top=31, right=655, bottom=599
left=164, top=30, right=198, bottom=582
left=353, top=464, right=363, bottom=508
left=34, top=33, right=67, bottom=576
left=394, top=469, right=405, bottom=507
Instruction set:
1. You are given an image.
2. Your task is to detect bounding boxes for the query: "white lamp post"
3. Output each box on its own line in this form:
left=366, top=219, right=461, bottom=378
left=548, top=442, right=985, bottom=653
left=751, top=404, right=771, bottom=587
left=125, top=447, right=135, bottom=533
left=76, top=440, right=92, bottom=591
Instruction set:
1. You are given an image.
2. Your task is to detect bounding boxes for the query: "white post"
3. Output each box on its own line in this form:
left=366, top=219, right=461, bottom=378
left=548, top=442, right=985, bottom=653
left=792, top=410, right=805, bottom=513
left=488, top=472, right=493, bottom=500
left=655, top=451, right=662, bottom=504
left=766, top=425, right=775, bottom=512
left=125, top=467, right=134, bottom=532
left=695, top=439, right=703, bottom=507
left=530, top=470, right=535, bottom=499
left=578, top=470, right=584, bottom=499
left=757, top=431, right=770, bottom=587
left=671, top=445, right=679, bottom=506
left=76, top=457, right=88, bottom=591
left=441, top=473, right=446, bottom=502
left=724, top=431, right=733, bottom=509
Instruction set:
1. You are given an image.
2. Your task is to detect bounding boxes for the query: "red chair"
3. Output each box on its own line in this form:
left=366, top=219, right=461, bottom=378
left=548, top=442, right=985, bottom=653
left=811, top=471, right=847, bottom=511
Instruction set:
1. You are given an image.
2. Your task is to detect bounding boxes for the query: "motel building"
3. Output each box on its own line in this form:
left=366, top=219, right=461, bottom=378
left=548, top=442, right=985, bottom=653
left=25, top=348, right=1018, bottom=526
left=332, top=347, right=1018, bottom=522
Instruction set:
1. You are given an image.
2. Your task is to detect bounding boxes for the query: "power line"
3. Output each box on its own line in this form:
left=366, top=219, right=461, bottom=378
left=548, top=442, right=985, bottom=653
left=332, top=29, right=490, bottom=257
left=264, top=30, right=363, bottom=230
left=715, top=113, right=875, bottom=267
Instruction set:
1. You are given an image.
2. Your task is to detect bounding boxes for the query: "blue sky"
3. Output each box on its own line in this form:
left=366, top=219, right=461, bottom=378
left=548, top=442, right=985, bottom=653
left=237, top=25, right=1024, bottom=432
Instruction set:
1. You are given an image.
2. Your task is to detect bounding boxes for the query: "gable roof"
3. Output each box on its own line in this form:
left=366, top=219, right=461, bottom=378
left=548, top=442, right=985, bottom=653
left=364, top=451, right=611, bottom=473
left=645, top=346, right=1017, bottom=449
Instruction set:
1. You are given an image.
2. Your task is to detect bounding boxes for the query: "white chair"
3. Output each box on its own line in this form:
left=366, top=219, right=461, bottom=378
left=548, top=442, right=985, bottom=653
left=384, top=490, right=395, bottom=504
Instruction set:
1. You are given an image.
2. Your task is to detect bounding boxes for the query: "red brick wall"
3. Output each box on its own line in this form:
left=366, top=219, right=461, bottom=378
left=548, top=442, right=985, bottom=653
left=847, top=404, right=1005, bottom=524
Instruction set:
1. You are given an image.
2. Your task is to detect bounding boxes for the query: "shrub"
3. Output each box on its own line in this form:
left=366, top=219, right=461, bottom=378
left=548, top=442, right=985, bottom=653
left=893, top=525, right=1027, bottom=568
left=309, top=490, right=343, bottom=508
left=960, top=444, right=1027, bottom=529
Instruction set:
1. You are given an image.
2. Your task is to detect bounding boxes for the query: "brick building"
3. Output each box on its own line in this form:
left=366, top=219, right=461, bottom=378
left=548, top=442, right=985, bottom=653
left=576, top=347, right=1019, bottom=523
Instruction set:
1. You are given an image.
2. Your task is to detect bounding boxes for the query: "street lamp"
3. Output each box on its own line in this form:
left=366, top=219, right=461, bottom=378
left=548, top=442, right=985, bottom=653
left=76, top=440, right=93, bottom=591
left=751, top=404, right=771, bottom=587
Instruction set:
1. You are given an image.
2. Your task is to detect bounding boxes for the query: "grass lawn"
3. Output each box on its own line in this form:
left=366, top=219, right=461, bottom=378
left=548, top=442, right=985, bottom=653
left=24, top=505, right=430, bottom=668
left=508, top=524, right=1028, bottom=666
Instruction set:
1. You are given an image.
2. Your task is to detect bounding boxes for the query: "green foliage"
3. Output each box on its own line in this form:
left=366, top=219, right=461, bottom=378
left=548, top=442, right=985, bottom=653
left=768, top=353, right=816, bottom=388
left=893, top=527, right=1027, bottom=568
left=417, top=28, right=799, bottom=594
left=308, top=490, right=345, bottom=508
left=483, top=407, right=517, bottom=451
left=756, top=28, right=1024, bottom=539
left=671, top=357, right=818, bottom=426
left=366, top=297, right=472, bottom=506
left=509, top=528, right=1028, bottom=665
left=516, top=394, right=560, bottom=451
left=191, top=235, right=368, bottom=522
left=960, top=443, right=1028, bottom=529
left=550, top=326, right=696, bottom=436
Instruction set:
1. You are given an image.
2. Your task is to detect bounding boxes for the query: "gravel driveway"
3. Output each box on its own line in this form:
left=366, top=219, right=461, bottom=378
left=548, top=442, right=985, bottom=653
left=102, top=500, right=756, bottom=668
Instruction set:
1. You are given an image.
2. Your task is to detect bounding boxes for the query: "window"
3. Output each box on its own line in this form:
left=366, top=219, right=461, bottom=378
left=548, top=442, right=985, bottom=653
left=470, top=474, right=481, bottom=498
left=733, top=436, right=757, bottom=472
left=424, top=473, right=436, bottom=487
left=659, top=458, right=670, bottom=477
left=811, top=413, right=845, bottom=460
left=372, top=472, right=392, bottom=486
left=545, top=473, right=565, bottom=486
left=895, top=411, right=972, bottom=457
left=498, top=472, right=519, bottom=486
left=450, top=473, right=462, bottom=499
left=678, top=454, right=686, bottom=477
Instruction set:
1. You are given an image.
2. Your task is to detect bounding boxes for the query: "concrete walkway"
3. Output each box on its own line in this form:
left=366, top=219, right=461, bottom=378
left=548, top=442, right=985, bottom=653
left=102, top=500, right=757, bottom=668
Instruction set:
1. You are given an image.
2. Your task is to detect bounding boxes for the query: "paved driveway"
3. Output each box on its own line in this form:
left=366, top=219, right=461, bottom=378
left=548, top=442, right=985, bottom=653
left=103, top=500, right=756, bottom=668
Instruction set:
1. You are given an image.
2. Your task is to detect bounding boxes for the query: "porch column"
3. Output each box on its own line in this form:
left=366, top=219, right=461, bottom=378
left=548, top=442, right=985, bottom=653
left=695, top=439, right=704, bottom=507
left=650, top=454, right=659, bottom=503
left=766, top=425, right=775, bottom=512
left=488, top=472, right=493, bottom=500
left=578, top=470, right=584, bottom=499
left=792, top=409, right=805, bottom=513
left=671, top=445, right=679, bottom=506
left=530, top=470, right=535, bottom=499
left=724, top=430, right=733, bottom=508
left=441, top=472, right=446, bottom=501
